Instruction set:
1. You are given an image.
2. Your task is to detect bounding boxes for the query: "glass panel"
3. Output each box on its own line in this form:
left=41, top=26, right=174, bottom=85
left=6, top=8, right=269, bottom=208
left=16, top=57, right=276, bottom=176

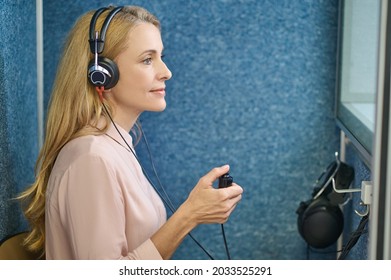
left=336, top=0, right=381, bottom=165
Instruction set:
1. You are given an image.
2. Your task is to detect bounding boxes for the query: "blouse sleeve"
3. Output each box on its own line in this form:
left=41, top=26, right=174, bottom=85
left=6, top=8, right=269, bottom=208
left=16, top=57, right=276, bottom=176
left=57, top=152, right=162, bottom=260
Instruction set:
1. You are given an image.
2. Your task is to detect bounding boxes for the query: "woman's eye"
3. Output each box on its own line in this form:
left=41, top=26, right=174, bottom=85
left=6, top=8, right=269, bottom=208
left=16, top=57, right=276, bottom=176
left=143, top=58, right=152, bottom=65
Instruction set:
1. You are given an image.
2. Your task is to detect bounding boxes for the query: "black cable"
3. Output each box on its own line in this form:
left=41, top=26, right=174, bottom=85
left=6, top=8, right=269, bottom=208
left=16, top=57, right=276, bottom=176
left=102, top=103, right=215, bottom=260
left=221, top=224, right=231, bottom=260
left=142, top=127, right=233, bottom=260
left=305, top=215, right=369, bottom=260
left=338, top=213, right=369, bottom=260
left=139, top=126, right=179, bottom=212
left=306, top=214, right=369, bottom=259
left=139, top=125, right=216, bottom=260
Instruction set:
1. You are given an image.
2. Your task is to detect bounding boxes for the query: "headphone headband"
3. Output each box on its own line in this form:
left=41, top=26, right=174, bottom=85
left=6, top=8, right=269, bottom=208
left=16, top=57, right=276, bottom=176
left=88, top=6, right=123, bottom=53
left=87, top=6, right=123, bottom=89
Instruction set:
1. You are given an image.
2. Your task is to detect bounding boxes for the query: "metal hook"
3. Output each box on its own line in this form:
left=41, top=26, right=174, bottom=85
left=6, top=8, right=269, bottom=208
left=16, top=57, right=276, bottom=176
left=354, top=202, right=370, bottom=217
left=331, top=177, right=361, bottom=194
left=313, top=152, right=371, bottom=218
left=313, top=152, right=342, bottom=200
left=332, top=177, right=368, bottom=217
left=333, top=178, right=372, bottom=217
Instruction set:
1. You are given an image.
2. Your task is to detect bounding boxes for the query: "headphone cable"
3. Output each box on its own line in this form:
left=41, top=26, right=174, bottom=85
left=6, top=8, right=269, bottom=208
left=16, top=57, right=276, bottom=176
left=221, top=224, right=231, bottom=260
left=337, top=213, right=369, bottom=260
left=141, top=124, right=233, bottom=260
left=306, top=213, right=369, bottom=260
left=139, top=125, right=218, bottom=260
left=100, top=100, right=215, bottom=260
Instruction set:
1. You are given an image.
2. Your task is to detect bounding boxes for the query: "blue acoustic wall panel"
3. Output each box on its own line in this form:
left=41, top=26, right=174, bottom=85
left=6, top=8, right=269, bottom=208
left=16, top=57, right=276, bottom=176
left=42, top=0, right=348, bottom=259
left=0, top=0, right=38, bottom=240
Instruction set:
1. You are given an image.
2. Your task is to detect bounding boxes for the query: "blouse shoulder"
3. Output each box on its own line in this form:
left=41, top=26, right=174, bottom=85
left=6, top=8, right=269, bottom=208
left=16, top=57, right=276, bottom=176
left=53, top=134, right=118, bottom=174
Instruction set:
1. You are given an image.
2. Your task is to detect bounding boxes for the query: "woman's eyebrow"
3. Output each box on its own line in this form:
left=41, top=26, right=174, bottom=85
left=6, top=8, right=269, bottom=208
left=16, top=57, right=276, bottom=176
left=138, top=48, right=164, bottom=57
left=138, top=49, right=157, bottom=57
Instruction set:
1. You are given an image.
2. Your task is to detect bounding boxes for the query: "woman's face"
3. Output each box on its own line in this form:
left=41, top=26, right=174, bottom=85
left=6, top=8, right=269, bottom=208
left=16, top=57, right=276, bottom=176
left=109, top=22, right=172, bottom=127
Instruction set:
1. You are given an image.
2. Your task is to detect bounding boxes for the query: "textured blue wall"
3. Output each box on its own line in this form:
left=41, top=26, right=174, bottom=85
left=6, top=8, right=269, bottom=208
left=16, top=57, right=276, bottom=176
left=42, top=0, right=341, bottom=260
left=0, top=0, right=370, bottom=260
left=0, top=0, right=38, bottom=239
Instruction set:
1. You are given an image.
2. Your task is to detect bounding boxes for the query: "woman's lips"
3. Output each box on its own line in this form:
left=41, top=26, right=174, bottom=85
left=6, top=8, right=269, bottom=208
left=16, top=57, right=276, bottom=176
left=150, top=88, right=165, bottom=96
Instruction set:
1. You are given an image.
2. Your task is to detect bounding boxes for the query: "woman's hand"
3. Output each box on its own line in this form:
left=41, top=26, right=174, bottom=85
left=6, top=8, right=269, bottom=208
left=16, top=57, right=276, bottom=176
left=151, top=165, right=243, bottom=259
left=183, top=165, right=243, bottom=225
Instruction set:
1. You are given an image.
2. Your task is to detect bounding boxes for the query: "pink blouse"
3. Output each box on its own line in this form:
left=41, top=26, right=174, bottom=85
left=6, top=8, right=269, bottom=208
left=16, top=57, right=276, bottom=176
left=45, top=122, right=167, bottom=259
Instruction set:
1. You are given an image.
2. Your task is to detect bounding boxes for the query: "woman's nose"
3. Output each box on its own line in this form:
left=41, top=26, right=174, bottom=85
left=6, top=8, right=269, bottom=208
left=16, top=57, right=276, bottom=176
left=158, top=61, right=172, bottom=81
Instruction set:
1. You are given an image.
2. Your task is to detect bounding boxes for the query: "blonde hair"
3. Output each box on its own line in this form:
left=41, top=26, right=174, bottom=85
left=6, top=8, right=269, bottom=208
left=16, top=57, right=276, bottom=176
left=18, top=6, right=160, bottom=254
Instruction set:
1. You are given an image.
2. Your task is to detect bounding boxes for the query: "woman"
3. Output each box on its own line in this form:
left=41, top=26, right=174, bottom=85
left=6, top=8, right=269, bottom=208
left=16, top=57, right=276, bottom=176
left=19, top=5, right=243, bottom=260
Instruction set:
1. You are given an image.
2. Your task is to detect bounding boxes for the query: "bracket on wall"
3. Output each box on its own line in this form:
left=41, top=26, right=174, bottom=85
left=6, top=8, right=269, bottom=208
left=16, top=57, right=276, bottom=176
left=332, top=177, right=372, bottom=217
left=330, top=152, right=372, bottom=217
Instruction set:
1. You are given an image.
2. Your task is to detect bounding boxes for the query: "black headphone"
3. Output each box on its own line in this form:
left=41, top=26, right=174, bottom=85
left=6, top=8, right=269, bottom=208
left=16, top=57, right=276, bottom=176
left=296, top=157, right=354, bottom=249
left=87, top=6, right=123, bottom=89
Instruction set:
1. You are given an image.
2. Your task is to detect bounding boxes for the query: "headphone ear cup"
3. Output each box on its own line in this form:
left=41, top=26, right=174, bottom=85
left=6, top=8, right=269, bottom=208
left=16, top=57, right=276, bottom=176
left=88, top=57, right=119, bottom=89
left=297, top=197, right=344, bottom=248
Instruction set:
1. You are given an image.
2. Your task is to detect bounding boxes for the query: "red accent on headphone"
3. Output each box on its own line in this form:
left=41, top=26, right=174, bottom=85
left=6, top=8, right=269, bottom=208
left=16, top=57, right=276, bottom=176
left=95, top=86, right=105, bottom=102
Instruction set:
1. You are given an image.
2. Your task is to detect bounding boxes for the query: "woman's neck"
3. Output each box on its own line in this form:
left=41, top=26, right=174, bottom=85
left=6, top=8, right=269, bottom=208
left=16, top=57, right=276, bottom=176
left=111, top=109, right=141, bottom=132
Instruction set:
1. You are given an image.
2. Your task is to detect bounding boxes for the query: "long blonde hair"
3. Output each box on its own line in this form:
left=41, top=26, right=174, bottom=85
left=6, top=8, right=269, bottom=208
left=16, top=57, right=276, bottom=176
left=18, top=6, right=160, bottom=254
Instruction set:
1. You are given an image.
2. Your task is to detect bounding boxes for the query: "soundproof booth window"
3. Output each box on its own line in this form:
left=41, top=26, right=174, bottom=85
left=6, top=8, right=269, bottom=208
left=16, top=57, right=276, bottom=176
left=335, top=0, right=381, bottom=168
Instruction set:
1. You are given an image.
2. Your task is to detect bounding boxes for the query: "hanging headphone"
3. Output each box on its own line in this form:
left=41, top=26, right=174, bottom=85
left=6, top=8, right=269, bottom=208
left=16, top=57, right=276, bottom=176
left=296, top=156, right=354, bottom=249
left=87, top=6, right=123, bottom=89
